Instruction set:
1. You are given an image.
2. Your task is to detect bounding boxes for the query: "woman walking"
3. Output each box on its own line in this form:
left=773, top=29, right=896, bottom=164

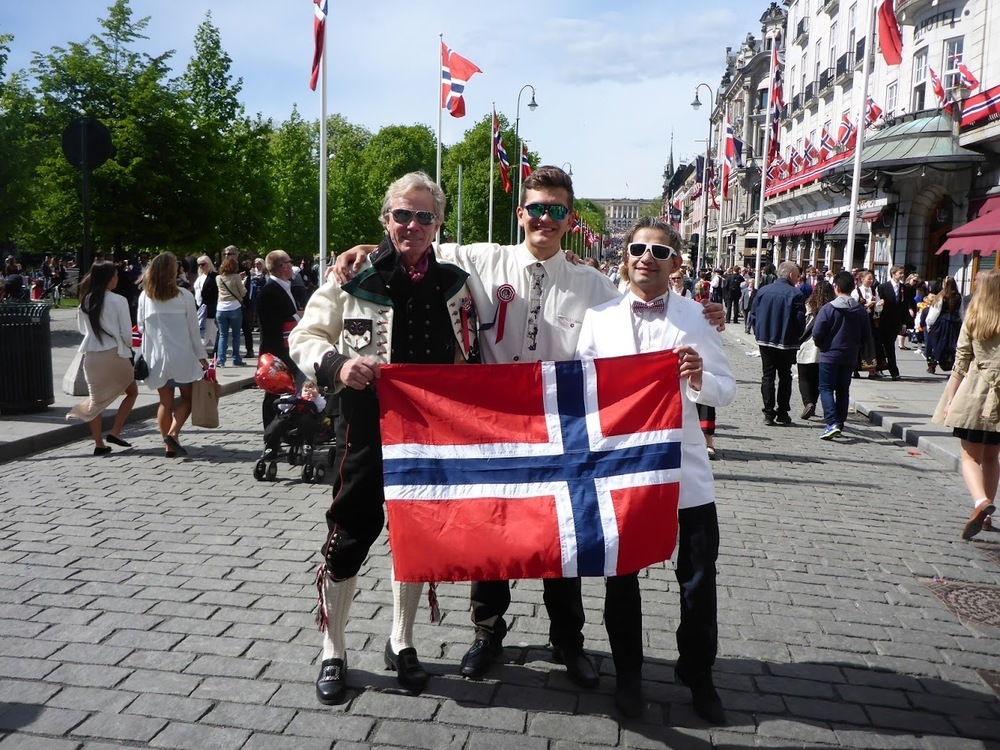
left=138, top=253, right=209, bottom=457
left=925, top=276, right=963, bottom=374
left=67, top=261, right=139, bottom=455
left=933, top=269, right=1000, bottom=540
left=797, top=281, right=836, bottom=420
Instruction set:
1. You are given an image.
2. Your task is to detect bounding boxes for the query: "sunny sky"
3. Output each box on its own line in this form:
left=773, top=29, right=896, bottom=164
left=3, top=1, right=775, bottom=201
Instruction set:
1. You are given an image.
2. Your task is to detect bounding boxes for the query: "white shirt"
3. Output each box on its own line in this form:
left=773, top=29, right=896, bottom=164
left=77, top=292, right=133, bottom=359
left=271, top=275, right=299, bottom=315
left=627, top=291, right=670, bottom=354
left=436, top=242, right=620, bottom=363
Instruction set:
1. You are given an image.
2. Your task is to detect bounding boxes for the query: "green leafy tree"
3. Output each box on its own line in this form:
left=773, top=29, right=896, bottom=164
left=356, top=124, right=436, bottom=239
left=265, top=107, right=319, bottom=255
left=325, top=115, right=372, bottom=254
left=441, top=113, right=520, bottom=244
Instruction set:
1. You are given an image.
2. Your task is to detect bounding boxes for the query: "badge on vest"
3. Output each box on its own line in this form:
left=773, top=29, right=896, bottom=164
left=344, top=319, right=372, bottom=352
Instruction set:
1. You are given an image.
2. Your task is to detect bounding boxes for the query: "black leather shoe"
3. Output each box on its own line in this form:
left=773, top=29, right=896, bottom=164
left=460, top=636, right=502, bottom=679
left=384, top=639, right=429, bottom=692
left=316, top=657, right=346, bottom=705
left=552, top=647, right=599, bottom=689
left=615, top=672, right=644, bottom=718
left=675, top=664, right=726, bottom=725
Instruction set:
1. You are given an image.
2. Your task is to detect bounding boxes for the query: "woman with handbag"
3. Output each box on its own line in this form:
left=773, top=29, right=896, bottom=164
left=925, top=276, right=963, bottom=375
left=67, top=260, right=139, bottom=455
left=214, top=255, right=247, bottom=367
left=797, top=281, right=835, bottom=420
left=138, top=253, right=209, bottom=458
left=933, top=269, right=1000, bottom=540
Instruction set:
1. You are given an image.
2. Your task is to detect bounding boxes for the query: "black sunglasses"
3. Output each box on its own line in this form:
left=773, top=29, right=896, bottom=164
left=522, top=203, right=570, bottom=221
left=627, top=242, right=676, bottom=261
left=390, top=208, right=437, bottom=226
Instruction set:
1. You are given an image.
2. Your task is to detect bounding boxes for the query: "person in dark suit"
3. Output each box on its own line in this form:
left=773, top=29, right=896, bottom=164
left=257, top=250, right=302, bottom=428
left=876, top=265, right=908, bottom=380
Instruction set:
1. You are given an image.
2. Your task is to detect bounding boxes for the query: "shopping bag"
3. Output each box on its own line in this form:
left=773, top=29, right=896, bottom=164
left=191, top=373, right=221, bottom=429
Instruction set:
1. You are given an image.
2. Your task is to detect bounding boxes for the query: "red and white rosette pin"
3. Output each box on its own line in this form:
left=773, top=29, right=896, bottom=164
left=494, top=284, right=516, bottom=343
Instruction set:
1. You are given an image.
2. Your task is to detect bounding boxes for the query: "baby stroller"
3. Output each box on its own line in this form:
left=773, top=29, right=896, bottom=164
left=252, top=353, right=336, bottom=483
left=254, top=392, right=337, bottom=483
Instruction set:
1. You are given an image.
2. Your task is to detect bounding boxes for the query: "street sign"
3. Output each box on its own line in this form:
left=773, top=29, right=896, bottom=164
left=61, top=118, right=112, bottom=171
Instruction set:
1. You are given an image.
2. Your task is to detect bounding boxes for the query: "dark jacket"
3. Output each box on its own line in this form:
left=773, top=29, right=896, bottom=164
left=812, top=295, right=873, bottom=365
left=257, top=279, right=301, bottom=376
left=751, top=278, right=806, bottom=349
left=876, top=280, right=912, bottom=335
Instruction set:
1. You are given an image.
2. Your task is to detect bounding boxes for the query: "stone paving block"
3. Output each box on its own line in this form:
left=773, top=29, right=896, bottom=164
left=147, top=721, right=251, bottom=750
left=436, top=701, right=527, bottom=732
left=467, top=732, right=548, bottom=750
left=118, top=669, right=201, bottom=697
left=371, top=719, right=467, bottom=750
left=125, top=692, right=213, bottom=722
left=70, top=711, right=167, bottom=742
left=282, top=710, right=374, bottom=741
left=0, top=734, right=80, bottom=749
left=47, top=685, right=138, bottom=713
left=182, top=655, right=265, bottom=679
left=191, top=675, right=280, bottom=705
left=174, top=635, right=251, bottom=658
left=349, top=690, right=439, bottom=721
left=869, top=705, right=958, bottom=734
left=528, top=712, right=619, bottom=744
left=240, top=733, right=332, bottom=750
left=0, top=702, right=89, bottom=735
left=202, top=701, right=295, bottom=733
left=50, top=643, right=133, bottom=666
left=120, top=650, right=197, bottom=674
left=154, top=617, right=229, bottom=637
left=44, top=663, right=131, bottom=689
left=755, top=715, right=841, bottom=745
left=0, top=635, right=62, bottom=659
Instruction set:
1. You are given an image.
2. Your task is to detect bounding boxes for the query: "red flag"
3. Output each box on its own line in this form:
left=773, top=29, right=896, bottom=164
left=492, top=108, right=511, bottom=194
left=877, top=0, right=903, bottom=66
left=928, top=67, right=952, bottom=112
left=520, top=142, right=532, bottom=180
left=378, top=353, right=683, bottom=582
left=309, top=0, right=327, bottom=91
left=865, top=95, right=883, bottom=125
left=441, top=42, right=482, bottom=118
left=820, top=128, right=836, bottom=161
left=721, top=115, right=735, bottom=200
left=955, top=57, right=980, bottom=90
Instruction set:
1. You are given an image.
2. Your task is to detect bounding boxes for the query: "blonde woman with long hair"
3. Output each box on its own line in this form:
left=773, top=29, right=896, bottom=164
left=934, top=269, right=1000, bottom=539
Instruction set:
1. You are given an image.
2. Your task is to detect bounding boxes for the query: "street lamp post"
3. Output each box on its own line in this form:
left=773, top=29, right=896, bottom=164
left=691, top=83, right=715, bottom=272
left=510, top=84, right=538, bottom=244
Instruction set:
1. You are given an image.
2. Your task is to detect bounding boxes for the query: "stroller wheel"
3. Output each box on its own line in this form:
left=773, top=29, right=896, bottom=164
left=253, top=459, right=267, bottom=481
left=266, top=462, right=278, bottom=480
left=314, top=465, right=326, bottom=482
left=301, top=463, right=314, bottom=482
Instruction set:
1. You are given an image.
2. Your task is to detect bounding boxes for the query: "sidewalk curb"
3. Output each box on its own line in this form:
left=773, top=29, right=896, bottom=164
left=0, top=377, right=256, bottom=464
left=851, top=397, right=961, bottom=471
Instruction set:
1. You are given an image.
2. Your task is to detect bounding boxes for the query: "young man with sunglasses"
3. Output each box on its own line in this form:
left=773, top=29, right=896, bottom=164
left=333, top=165, right=725, bottom=690
left=576, top=216, right=735, bottom=722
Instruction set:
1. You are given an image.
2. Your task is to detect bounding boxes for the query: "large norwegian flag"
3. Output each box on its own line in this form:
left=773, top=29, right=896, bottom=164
left=378, top=352, right=683, bottom=583
left=492, top=108, right=512, bottom=194
left=955, top=56, right=980, bottom=90
left=929, top=67, right=951, bottom=111
left=865, top=95, right=884, bottom=125
left=441, top=41, right=482, bottom=118
left=721, top=114, right=735, bottom=199
left=837, top=113, right=857, bottom=148
left=877, top=0, right=903, bottom=66
left=820, top=128, right=836, bottom=161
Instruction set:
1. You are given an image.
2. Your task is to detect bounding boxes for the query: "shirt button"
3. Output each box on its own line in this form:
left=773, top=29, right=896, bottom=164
left=513, top=356, right=519, bottom=361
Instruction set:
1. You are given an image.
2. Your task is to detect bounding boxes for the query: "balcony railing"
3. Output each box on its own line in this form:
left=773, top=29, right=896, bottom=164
left=855, top=37, right=866, bottom=67
left=803, top=82, right=816, bottom=107
left=821, top=0, right=839, bottom=14
left=819, top=67, right=835, bottom=92
left=794, top=18, right=809, bottom=45
left=791, top=92, right=806, bottom=118
left=836, top=52, right=854, bottom=81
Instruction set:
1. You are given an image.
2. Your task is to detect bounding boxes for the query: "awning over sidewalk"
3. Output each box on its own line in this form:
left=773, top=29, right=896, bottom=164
left=825, top=215, right=870, bottom=240
left=938, top=195, right=1000, bottom=256
left=769, top=215, right=840, bottom=238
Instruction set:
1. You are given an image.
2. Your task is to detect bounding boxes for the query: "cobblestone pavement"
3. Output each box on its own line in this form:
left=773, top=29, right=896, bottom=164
left=1, top=331, right=999, bottom=749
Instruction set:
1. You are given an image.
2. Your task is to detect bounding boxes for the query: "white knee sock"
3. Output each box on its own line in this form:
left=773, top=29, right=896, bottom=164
left=390, top=571, right=423, bottom=653
left=321, top=576, right=357, bottom=661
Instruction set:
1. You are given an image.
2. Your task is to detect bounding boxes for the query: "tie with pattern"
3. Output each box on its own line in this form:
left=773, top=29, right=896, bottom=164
left=631, top=298, right=665, bottom=315
left=526, top=264, right=545, bottom=352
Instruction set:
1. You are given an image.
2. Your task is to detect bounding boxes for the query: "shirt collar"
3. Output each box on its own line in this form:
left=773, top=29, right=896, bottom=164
left=514, top=242, right=564, bottom=271
left=626, top=290, right=669, bottom=307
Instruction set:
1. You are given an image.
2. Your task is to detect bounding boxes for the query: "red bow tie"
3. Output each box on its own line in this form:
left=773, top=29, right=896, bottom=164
left=631, top=299, right=665, bottom=315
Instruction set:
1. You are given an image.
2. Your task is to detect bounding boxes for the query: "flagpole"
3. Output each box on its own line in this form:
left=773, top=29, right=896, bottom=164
left=435, top=33, right=444, bottom=244
left=844, top=0, right=878, bottom=272
left=488, top=103, right=495, bottom=243
left=318, top=11, right=328, bottom=283
left=716, top=104, right=726, bottom=269
left=754, top=35, right=777, bottom=284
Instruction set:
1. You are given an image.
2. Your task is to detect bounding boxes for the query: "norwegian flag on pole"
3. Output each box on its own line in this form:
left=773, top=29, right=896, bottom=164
left=820, top=128, right=836, bottom=161
left=929, top=67, right=951, bottom=111
left=789, top=146, right=803, bottom=173
left=492, top=108, right=511, bottom=194
left=520, top=142, right=532, bottom=180
left=803, top=138, right=818, bottom=167
left=837, top=113, right=857, bottom=147
left=954, top=56, right=980, bottom=90
left=309, top=0, right=327, bottom=91
left=865, top=95, right=884, bottom=125
left=721, top=115, right=735, bottom=200
left=441, top=41, right=482, bottom=118
left=378, top=352, right=683, bottom=583
left=877, top=0, right=903, bottom=66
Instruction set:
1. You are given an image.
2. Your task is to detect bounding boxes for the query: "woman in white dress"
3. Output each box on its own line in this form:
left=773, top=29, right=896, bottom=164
left=67, top=261, right=139, bottom=455
left=138, top=253, right=208, bottom=457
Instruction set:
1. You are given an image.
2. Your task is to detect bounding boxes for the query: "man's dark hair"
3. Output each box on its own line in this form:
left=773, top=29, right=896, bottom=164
left=520, top=165, right=574, bottom=206
left=833, top=270, right=855, bottom=295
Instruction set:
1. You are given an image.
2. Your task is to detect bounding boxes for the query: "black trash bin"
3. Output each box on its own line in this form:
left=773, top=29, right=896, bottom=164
left=0, top=302, right=55, bottom=413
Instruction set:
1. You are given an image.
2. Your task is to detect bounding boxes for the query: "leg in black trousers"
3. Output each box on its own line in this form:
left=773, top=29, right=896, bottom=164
left=879, top=334, right=899, bottom=377
left=797, top=362, right=819, bottom=408
left=675, top=502, right=720, bottom=680
left=605, top=573, right=642, bottom=676
left=774, top=348, right=796, bottom=417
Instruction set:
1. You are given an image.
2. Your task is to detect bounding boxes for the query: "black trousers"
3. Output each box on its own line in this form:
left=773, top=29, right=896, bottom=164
left=759, top=346, right=797, bottom=418
left=724, top=296, right=740, bottom=323
left=797, top=362, right=819, bottom=406
left=877, top=333, right=899, bottom=377
left=470, top=577, right=585, bottom=652
left=604, top=503, right=719, bottom=679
